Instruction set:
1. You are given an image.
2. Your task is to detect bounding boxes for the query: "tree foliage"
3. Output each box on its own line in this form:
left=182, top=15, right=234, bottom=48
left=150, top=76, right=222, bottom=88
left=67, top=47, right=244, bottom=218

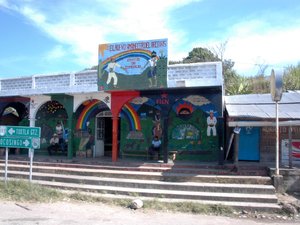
left=225, top=71, right=252, bottom=95
left=182, top=47, right=220, bottom=63
left=283, top=63, right=300, bottom=91
left=247, top=75, right=270, bottom=94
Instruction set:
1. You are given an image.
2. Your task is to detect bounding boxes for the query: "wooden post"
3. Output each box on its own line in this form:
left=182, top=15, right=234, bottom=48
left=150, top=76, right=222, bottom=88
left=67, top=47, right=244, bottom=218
left=233, top=132, right=239, bottom=166
left=233, top=127, right=241, bottom=171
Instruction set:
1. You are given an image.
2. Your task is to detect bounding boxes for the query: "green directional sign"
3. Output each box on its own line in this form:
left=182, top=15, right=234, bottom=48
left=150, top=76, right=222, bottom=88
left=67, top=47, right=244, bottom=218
left=0, top=137, right=40, bottom=149
left=0, top=126, right=41, bottom=138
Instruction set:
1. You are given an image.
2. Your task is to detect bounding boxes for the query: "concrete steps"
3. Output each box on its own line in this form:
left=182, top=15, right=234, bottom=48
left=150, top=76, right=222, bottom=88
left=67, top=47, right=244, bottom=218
left=0, top=159, right=280, bottom=212
left=2, top=163, right=272, bottom=184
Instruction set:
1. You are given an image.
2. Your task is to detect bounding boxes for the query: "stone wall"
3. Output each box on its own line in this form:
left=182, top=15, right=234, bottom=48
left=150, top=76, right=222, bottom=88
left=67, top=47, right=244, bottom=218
left=269, top=168, right=300, bottom=193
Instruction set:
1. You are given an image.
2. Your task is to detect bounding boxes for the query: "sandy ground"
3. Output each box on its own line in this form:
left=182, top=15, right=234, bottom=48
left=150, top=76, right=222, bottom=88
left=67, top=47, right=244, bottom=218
left=0, top=200, right=299, bottom=225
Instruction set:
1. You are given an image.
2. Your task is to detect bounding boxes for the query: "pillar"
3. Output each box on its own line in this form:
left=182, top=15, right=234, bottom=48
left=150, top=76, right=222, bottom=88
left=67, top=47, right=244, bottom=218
left=162, top=117, right=168, bottom=163
left=112, top=116, right=119, bottom=162
left=67, top=113, right=74, bottom=159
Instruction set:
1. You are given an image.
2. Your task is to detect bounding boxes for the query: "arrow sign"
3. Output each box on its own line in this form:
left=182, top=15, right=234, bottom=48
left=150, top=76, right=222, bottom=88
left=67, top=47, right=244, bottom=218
left=0, top=126, right=41, bottom=138
left=23, top=139, right=30, bottom=147
left=0, top=137, right=40, bottom=149
left=8, top=128, right=16, bottom=135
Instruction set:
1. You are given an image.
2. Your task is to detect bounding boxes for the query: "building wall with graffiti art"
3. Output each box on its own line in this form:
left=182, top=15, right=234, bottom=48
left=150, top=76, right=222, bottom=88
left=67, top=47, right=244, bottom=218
left=0, top=39, right=224, bottom=163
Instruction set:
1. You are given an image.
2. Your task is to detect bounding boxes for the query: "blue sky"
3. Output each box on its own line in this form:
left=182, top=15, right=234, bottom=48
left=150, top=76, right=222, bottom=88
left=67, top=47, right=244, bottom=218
left=0, top=0, right=300, bottom=78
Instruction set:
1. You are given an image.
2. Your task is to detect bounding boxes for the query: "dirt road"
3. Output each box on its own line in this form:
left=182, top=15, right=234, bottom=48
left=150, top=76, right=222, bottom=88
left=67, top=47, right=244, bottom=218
left=0, top=201, right=298, bottom=225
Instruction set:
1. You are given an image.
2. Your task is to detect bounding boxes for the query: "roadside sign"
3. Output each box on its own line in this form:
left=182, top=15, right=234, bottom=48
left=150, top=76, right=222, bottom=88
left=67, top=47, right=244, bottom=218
left=0, top=125, right=41, bottom=183
left=0, top=137, right=40, bottom=149
left=0, top=126, right=41, bottom=138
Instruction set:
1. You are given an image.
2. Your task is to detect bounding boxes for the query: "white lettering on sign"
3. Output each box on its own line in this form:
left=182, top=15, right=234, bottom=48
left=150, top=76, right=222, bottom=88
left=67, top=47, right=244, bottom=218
left=16, top=128, right=30, bottom=136
left=0, top=138, right=23, bottom=146
left=31, top=130, right=38, bottom=136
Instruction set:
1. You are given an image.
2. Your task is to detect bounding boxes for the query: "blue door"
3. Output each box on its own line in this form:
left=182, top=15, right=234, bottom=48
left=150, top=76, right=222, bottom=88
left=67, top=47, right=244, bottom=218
left=239, top=127, right=260, bottom=161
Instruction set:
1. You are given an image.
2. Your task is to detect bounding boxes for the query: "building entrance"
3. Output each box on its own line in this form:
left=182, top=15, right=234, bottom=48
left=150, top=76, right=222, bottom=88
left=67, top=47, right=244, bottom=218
left=95, top=111, right=114, bottom=157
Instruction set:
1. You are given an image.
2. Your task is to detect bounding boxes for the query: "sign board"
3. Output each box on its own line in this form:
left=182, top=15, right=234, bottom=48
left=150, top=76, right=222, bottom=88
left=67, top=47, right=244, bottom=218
left=281, top=139, right=300, bottom=166
left=0, top=137, right=40, bottom=149
left=270, top=69, right=283, bottom=102
left=0, top=126, right=41, bottom=149
left=98, top=38, right=168, bottom=91
left=0, top=126, right=41, bottom=138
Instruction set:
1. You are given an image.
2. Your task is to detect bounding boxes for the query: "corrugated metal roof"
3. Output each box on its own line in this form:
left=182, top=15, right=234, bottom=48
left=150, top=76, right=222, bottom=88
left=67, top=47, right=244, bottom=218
left=225, top=92, right=300, bottom=119
left=225, top=92, right=300, bottom=104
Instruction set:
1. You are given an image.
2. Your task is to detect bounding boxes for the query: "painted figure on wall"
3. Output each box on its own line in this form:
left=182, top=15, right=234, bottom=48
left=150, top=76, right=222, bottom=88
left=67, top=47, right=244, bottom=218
left=152, top=110, right=162, bottom=139
left=78, top=128, right=93, bottom=152
left=154, top=110, right=161, bottom=122
left=142, top=51, right=159, bottom=88
left=98, top=39, right=168, bottom=91
left=207, top=110, right=217, bottom=136
left=153, top=122, right=162, bottom=139
left=106, top=57, right=127, bottom=88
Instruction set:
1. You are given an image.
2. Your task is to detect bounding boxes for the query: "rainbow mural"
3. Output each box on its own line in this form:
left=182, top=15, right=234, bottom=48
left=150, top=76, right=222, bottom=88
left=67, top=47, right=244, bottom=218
left=122, top=103, right=141, bottom=131
left=101, top=49, right=152, bottom=71
left=76, top=100, right=100, bottom=130
left=98, top=38, right=168, bottom=91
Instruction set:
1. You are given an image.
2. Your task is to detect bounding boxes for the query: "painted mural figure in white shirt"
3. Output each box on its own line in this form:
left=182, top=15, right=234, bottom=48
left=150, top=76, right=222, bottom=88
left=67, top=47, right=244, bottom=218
left=106, top=57, right=121, bottom=88
left=207, top=110, right=217, bottom=136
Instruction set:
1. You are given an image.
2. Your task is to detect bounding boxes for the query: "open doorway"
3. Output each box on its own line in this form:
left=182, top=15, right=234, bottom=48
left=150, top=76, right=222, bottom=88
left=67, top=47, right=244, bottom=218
left=95, top=111, right=118, bottom=157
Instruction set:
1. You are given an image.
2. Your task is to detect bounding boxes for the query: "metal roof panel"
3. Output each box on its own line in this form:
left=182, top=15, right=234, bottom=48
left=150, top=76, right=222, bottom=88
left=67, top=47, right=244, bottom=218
left=226, top=93, right=300, bottom=119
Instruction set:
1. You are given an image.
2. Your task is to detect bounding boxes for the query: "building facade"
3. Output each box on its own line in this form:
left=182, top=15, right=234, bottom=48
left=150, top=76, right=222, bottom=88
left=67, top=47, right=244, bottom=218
left=0, top=61, right=224, bottom=163
left=225, top=92, right=300, bottom=166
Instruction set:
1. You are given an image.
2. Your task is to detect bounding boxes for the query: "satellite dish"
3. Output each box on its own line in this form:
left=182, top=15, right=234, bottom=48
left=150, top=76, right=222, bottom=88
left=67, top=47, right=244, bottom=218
left=270, top=69, right=283, bottom=102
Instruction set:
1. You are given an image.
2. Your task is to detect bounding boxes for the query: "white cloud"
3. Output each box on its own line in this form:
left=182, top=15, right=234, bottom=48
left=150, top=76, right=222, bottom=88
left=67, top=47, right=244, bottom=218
left=196, top=19, right=300, bottom=76
left=21, top=5, right=46, bottom=24
left=2, top=0, right=299, bottom=76
left=226, top=21, right=300, bottom=75
left=2, top=0, right=201, bottom=68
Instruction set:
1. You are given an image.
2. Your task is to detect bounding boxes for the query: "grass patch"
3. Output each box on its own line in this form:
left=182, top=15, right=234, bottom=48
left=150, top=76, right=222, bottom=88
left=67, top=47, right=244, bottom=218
left=68, top=191, right=131, bottom=207
left=0, top=180, right=62, bottom=203
left=0, top=180, right=233, bottom=216
left=143, top=199, right=233, bottom=215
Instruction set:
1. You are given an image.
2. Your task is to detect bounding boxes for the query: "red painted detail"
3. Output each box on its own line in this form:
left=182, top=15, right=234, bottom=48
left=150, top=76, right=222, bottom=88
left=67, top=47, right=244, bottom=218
left=292, top=141, right=300, bottom=149
left=110, top=91, right=140, bottom=118
left=292, top=152, right=300, bottom=158
left=110, top=91, right=140, bottom=162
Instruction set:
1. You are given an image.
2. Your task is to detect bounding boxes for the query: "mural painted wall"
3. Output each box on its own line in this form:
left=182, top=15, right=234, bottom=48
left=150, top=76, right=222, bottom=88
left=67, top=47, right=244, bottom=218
left=73, top=100, right=109, bottom=156
left=98, top=39, right=168, bottom=91
left=35, top=100, right=68, bottom=155
left=119, top=92, right=221, bottom=161
left=120, top=97, right=160, bottom=157
left=168, top=95, right=219, bottom=161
